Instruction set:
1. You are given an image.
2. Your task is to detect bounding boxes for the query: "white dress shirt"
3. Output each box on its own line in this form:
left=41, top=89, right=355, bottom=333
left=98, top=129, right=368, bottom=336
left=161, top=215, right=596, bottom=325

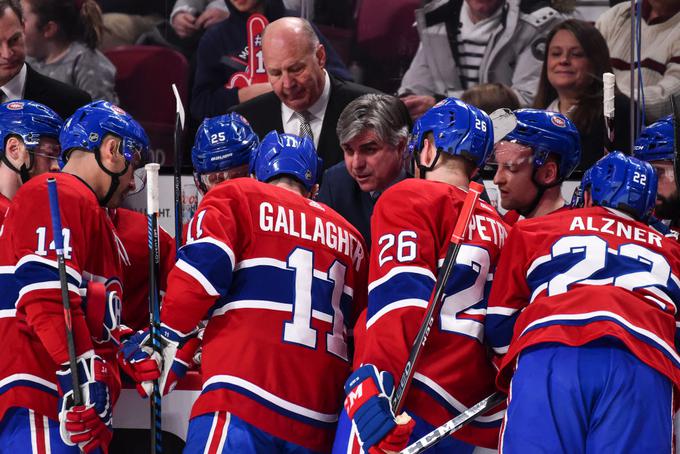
left=281, top=70, right=331, bottom=149
left=0, top=63, right=27, bottom=101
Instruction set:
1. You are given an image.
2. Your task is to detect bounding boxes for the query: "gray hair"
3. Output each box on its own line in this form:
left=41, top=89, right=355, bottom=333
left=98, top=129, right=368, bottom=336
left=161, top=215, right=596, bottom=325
left=336, top=94, right=411, bottom=148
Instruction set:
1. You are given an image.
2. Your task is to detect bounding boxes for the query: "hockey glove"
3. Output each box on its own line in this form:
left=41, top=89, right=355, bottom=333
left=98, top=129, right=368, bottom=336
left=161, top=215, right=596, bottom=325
left=82, top=281, right=121, bottom=345
left=344, top=364, right=415, bottom=453
left=57, top=353, right=114, bottom=453
left=118, top=324, right=200, bottom=397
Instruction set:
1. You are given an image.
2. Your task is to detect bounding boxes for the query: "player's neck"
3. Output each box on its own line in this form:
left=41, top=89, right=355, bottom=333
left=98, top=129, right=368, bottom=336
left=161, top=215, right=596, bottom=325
left=269, top=179, right=308, bottom=198
left=526, top=186, right=565, bottom=219
left=0, top=164, right=22, bottom=200
left=425, top=166, right=470, bottom=188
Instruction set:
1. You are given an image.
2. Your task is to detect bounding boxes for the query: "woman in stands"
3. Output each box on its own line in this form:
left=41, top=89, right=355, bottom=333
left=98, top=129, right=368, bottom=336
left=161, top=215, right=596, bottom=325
left=21, top=0, right=119, bottom=103
left=533, top=19, right=632, bottom=171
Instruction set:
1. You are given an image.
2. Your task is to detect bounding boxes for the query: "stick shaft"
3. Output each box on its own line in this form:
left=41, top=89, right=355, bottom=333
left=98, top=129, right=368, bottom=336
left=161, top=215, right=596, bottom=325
left=400, top=392, right=506, bottom=454
left=391, top=181, right=484, bottom=414
left=47, top=178, right=82, bottom=406
left=146, top=163, right=163, bottom=453
left=603, top=72, right=616, bottom=153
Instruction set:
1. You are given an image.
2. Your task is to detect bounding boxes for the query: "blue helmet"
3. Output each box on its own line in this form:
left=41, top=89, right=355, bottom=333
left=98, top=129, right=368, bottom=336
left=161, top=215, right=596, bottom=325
left=250, top=131, right=322, bottom=192
left=192, top=113, right=259, bottom=174
left=582, top=151, right=657, bottom=221
left=0, top=100, right=63, bottom=154
left=59, top=101, right=149, bottom=165
left=633, top=115, right=673, bottom=162
left=408, top=97, right=493, bottom=169
left=503, top=109, right=581, bottom=182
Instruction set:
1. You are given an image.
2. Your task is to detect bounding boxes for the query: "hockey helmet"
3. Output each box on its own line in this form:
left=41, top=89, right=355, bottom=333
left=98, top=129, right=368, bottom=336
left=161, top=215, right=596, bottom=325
left=192, top=113, right=259, bottom=174
left=502, top=109, right=581, bottom=182
left=582, top=151, right=657, bottom=221
left=408, top=97, right=494, bottom=170
left=250, top=131, right=322, bottom=192
left=59, top=100, right=149, bottom=166
left=0, top=100, right=63, bottom=153
left=633, top=115, right=674, bottom=163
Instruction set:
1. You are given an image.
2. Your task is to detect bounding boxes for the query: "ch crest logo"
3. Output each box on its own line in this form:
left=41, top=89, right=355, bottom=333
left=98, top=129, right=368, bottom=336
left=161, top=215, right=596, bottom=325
left=6, top=102, right=23, bottom=110
left=551, top=116, right=566, bottom=128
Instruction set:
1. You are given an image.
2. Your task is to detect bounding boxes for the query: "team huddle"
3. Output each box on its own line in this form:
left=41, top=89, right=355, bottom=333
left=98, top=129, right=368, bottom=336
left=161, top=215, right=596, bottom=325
left=0, top=96, right=678, bottom=454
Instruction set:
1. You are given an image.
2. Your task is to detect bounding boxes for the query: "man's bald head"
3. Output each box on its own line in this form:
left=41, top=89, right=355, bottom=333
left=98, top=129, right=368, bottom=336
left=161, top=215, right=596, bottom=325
left=262, top=17, right=326, bottom=112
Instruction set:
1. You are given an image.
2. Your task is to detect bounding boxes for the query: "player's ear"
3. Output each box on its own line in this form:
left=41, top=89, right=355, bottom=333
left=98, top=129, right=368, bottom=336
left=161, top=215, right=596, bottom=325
left=99, top=135, right=123, bottom=167
left=583, top=189, right=593, bottom=208
left=5, top=136, right=25, bottom=162
left=310, top=183, right=319, bottom=200
left=420, top=138, right=436, bottom=168
left=536, top=161, right=558, bottom=186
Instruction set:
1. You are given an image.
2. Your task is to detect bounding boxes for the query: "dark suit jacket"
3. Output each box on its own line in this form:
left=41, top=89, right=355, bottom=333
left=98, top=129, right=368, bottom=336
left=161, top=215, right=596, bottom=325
left=230, top=75, right=379, bottom=171
left=24, top=64, right=92, bottom=120
left=317, top=162, right=409, bottom=250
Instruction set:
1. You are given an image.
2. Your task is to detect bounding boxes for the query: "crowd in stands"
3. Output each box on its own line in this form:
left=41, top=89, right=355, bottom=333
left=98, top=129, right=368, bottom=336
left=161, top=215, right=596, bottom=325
left=1, top=0, right=679, bottom=174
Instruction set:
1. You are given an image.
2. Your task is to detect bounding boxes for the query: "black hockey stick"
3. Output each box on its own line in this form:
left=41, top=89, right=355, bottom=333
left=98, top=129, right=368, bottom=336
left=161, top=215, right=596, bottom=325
left=400, top=392, right=506, bottom=454
left=146, top=163, right=163, bottom=453
left=671, top=93, right=680, bottom=196
left=47, top=178, right=82, bottom=407
left=391, top=181, right=484, bottom=414
left=172, top=84, right=185, bottom=252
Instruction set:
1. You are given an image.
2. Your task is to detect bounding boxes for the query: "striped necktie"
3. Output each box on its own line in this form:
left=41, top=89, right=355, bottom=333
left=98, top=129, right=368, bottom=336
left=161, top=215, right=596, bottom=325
left=296, top=110, right=313, bottom=141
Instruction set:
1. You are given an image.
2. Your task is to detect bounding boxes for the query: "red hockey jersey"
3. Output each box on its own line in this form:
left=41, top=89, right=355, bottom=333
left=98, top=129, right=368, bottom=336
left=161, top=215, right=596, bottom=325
left=0, top=193, right=10, bottom=227
left=110, top=208, right=176, bottom=331
left=486, top=206, right=680, bottom=395
left=160, top=178, right=368, bottom=452
left=0, top=173, right=125, bottom=422
left=359, top=179, right=508, bottom=449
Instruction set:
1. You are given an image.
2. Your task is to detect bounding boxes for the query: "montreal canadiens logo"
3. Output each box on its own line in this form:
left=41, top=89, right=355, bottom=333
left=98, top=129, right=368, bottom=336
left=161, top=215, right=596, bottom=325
left=6, top=102, right=23, bottom=110
left=111, top=105, right=126, bottom=115
left=551, top=116, right=566, bottom=128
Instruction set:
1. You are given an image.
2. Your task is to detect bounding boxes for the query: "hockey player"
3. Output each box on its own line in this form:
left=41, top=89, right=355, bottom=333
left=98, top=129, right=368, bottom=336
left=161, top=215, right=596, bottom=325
left=486, top=152, right=680, bottom=452
left=340, top=98, right=509, bottom=453
left=634, top=115, right=679, bottom=232
left=0, top=100, right=63, bottom=224
left=0, top=100, right=149, bottom=453
left=119, top=131, right=368, bottom=453
left=492, top=109, right=581, bottom=223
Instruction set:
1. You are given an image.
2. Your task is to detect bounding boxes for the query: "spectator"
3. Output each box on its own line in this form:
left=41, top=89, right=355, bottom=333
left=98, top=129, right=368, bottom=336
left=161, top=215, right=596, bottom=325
left=171, top=0, right=229, bottom=40
left=398, top=0, right=562, bottom=119
left=0, top=0, right=91, bottom=119
left=231, top=17, right=378, bottom=171
left=96, top=0, right=164, bottom=49
left=461, top=82, right=520, bottom=113
left=317, top=94, right=411, bottom=249
left=596, top=0, right=680, bottom=123
left=534, top=19, right=631, bottom=170
left=192, top=0, right=353, bottom=121
left=22, top=0, right=119, bottom=103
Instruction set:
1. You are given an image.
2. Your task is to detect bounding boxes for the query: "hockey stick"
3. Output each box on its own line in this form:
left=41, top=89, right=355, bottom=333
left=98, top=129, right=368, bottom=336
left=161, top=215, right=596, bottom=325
left=603, top=72, right=616, bottom=154
left=400, top=392, right=506, bottom=454
left=391, top=181, right=485, bottom=414
left=172, top=84, right=185, bottom=252
left=671, top=93, right=680, bottom=197
left=146, top=163, right=163, bottom=453
left=47, top=178, right=82, bottom=407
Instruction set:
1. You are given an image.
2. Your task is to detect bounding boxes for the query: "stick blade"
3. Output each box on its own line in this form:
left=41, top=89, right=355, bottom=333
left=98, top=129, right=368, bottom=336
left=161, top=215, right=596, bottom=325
left=172, top=83, right=185, bottom=130
left=490, top=108, right=517, bottom=144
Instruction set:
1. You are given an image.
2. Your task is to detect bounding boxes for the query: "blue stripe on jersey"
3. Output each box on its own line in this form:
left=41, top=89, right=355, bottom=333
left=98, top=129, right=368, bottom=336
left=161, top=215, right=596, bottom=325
left=0, top=269, right=18, bottom=311
left=201, top=382, right=337, bottom=429
left=521, top=313, right=680, bottom=369
left=411, top=377, right=503, bottom=430
left=527, top=251, right=680, bottom=306
left=209, top=264, right=353, bottom=325
left=14, top=259, right=80, bottom=292
left=485, top=312, right=517, bottom=350
left=178, top=240, right=234, bottom=297
left=367, top=271, right=433, bottom=320
left=0, top=376, right=58, bottom=398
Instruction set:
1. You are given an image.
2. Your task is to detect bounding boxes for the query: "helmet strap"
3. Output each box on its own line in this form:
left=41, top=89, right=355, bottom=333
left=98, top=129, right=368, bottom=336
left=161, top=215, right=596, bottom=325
left=1, top=149, right=34, bottom=184
left=94, top=147, right=129, bottom=206
left=414, top=148, right=442, bottom=179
